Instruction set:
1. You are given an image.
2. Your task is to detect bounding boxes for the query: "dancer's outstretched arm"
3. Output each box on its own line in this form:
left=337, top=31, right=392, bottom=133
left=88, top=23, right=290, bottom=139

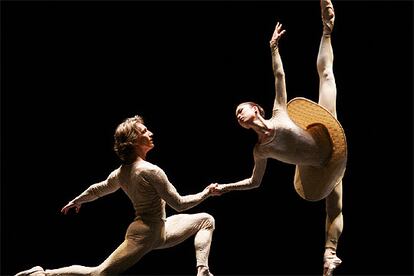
left=270, top=22, right=287, bottom=114
left=61, top=169, right=121, bottom=214
left=143, top=166, right=215, bottom=212
left=210, top=149, right=267, bottom=195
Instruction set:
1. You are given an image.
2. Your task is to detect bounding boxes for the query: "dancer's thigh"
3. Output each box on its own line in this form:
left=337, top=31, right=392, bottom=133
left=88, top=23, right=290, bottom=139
left=98, top=219, right=163, bottom=274
left=156, top=213, right=213, bottom=249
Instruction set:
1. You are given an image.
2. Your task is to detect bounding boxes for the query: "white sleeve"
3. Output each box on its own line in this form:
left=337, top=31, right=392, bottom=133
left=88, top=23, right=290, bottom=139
left=142, top=167, right=208, bottom=212
left=72, top=169, right=121, bottom=204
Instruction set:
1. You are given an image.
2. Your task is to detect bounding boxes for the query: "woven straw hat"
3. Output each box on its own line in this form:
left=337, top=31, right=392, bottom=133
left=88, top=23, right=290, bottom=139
left=287, top=97, right=347, bottom=201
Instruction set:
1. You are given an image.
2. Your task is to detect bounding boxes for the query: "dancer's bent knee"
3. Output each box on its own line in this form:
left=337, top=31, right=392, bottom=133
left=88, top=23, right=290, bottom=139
left=199, top=212, right=215, bottom=230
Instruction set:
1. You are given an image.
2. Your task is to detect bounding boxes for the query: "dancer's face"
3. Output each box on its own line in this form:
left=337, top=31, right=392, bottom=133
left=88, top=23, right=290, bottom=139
left=236, top=103, right=257, bottom=129
left=136, top=123, right=154, bottom=151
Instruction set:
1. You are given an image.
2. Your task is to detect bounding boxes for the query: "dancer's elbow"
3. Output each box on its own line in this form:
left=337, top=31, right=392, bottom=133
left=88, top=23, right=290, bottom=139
left=249, top=178, right=262, bottom=189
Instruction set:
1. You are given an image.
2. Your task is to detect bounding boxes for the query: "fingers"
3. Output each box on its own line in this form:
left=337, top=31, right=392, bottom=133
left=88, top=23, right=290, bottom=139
left=61, top=205, right=69, bottom=214
left=270, top=21, right=286, bottom=47
left=208, top=183, right=218, bottom=189
left=275, top=22, right=286, bottom=36
left=208, top=183, right=223, bottom=196
left=276, top=22, right=282, bottom=30
left=61, top=202, right=80, bottom=215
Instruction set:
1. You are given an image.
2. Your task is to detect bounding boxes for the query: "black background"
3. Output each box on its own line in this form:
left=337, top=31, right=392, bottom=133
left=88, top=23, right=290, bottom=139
left=1, top=1, right=413, bottom=275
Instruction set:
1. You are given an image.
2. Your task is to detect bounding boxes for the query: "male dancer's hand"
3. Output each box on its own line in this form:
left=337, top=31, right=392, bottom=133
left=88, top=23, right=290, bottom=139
left=61, top=201, right=82, bottom=215
left=208, top=183, right=226, bottom=196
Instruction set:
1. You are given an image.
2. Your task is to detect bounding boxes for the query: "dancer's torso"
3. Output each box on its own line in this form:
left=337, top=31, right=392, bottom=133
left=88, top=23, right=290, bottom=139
left=116, top=162, right=167, bottom=222
left=254, top=108, right=327, bottom=166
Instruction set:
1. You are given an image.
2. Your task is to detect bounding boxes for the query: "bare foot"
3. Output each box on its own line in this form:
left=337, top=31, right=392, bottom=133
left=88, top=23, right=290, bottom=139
left=321, top=0, right=335, bottom=35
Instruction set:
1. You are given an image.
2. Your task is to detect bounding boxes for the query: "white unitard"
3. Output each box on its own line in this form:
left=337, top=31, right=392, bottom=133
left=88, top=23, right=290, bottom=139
left=32, top=160, right=214, bottom=276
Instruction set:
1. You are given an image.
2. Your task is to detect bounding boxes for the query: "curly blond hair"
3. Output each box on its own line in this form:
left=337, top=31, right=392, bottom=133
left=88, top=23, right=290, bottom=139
left=113, top=115, right=144, bottom=164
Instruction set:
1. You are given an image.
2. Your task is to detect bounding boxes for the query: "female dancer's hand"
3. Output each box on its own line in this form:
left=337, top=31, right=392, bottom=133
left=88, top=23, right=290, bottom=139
left=269, top=22, right=286, bottom=49
left=208, top=183, right=226, bottom=196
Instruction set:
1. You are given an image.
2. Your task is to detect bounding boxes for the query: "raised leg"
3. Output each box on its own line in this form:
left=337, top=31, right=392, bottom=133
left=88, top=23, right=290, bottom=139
left=156, top=213, right=215, bottom=276
left=317, top=0, right=337, bottom=118
left=318, top=1, right=343, bottom=275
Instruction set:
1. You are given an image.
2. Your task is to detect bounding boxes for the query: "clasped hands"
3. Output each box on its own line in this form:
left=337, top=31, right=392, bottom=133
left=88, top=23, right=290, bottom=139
left=206, top=183, right=225, bottom=196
